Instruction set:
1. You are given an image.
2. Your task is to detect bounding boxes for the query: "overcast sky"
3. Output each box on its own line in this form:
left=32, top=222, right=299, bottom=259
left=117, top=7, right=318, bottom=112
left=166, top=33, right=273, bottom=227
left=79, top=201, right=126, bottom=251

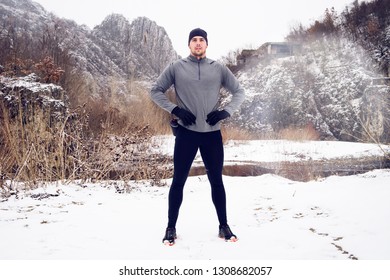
left=33, top=0, right=355, bottom=59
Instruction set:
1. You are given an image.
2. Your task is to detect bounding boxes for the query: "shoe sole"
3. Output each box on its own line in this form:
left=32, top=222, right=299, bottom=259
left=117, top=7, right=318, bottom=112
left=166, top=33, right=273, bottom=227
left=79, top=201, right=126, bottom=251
left=219, top=235, right=238, bottom=242
left=163, top=235, right=177, bottom=246
left=227, top=236, right=238, bottom=242
left=163, top=240, right=175, bottom=246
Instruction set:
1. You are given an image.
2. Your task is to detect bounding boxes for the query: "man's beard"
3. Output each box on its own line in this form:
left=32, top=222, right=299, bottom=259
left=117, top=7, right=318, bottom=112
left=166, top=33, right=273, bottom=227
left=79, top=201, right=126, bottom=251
left=191, top=49, right=205, bottom=58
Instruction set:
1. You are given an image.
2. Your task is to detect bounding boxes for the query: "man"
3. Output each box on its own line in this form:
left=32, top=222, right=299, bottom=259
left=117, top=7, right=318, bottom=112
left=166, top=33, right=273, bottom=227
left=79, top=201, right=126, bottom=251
left=150, top=28, right=245, bottom=245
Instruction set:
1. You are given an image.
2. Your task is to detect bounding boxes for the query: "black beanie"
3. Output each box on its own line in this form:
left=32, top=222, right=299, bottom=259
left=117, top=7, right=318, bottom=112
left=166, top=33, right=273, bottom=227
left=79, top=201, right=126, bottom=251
left=188, top=28, right=208, bottom=45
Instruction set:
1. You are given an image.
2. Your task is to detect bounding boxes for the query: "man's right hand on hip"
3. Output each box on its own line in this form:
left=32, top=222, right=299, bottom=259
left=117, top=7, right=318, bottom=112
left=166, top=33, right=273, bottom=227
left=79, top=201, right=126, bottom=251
left=172, top=107, right=196, bottom=126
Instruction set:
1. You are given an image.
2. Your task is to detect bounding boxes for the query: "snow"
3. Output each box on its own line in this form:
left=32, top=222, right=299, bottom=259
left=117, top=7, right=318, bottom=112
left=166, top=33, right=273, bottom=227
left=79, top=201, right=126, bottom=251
left=0, top=74, right=62, bottom=94
left=1, top=139, right=390, bottom=278
left=233, top=37, right=390, bottom=140
left=1, top=138, right=389, bottom=259
left=151, top=136, right=389, bottom=164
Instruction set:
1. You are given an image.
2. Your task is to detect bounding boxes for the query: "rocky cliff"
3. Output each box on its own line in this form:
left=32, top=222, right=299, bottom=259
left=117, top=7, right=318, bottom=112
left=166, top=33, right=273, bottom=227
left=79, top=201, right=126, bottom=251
left=0, top=0, right=177, bottom=95
left=92, top=14, right=177, bottom=79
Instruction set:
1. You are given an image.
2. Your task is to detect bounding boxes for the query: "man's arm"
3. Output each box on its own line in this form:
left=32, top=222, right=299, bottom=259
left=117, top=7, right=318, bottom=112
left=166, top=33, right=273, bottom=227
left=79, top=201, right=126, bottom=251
left=150, top=64, right=177, bottom=113
left=221, top=66, right=245, bottom=115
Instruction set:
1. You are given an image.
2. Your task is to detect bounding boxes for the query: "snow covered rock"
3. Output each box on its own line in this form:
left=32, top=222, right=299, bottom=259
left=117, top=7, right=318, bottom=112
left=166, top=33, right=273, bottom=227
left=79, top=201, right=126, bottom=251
left=0, top=73, right=68, bottom=120
left=233, top=38, right=390, bottom=142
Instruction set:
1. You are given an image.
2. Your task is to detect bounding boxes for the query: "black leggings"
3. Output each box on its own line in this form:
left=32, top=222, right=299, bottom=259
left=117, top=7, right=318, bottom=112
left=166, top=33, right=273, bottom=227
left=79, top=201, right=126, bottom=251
left=167, top=125, right=228, bottom=228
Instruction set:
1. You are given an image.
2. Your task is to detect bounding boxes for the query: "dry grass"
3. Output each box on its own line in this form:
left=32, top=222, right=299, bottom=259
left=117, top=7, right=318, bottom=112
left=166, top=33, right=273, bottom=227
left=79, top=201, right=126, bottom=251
left=277, top=123, right=320, bottom=141
left=0, top=78, right=174, bottom=191
left=0, top=98, right=86, bottom=185
left=80, top=84, right=172, bottom=137
left=131, top=87, right=172, bottom=135
left=221, top=125, right=259, bottom=143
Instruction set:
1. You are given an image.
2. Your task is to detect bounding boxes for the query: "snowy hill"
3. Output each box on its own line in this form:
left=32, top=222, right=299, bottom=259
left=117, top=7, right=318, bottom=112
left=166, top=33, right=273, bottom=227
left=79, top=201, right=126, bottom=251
left=233, top=37, right=390, bottom=142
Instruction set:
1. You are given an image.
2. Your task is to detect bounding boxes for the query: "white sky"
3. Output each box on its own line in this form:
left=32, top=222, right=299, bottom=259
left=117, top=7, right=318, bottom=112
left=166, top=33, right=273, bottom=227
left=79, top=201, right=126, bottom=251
left=33, top=0, right=355, bottom=59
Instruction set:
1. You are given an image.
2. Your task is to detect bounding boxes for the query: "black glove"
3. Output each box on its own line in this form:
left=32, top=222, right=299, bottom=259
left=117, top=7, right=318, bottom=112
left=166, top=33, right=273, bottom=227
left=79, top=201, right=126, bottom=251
left=206, top=110, right=230, bottom=126
left=172, top=106, right=196, bottom=126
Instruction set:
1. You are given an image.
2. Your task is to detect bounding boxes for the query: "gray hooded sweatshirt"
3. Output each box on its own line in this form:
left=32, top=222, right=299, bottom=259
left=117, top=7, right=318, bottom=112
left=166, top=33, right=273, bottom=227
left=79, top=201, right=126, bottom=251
left=150, top=55, right=245, bottom=133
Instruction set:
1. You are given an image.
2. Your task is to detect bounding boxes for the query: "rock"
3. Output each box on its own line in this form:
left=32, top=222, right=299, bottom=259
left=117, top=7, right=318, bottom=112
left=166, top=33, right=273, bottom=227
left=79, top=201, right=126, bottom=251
left=0, top=74, right=68, bottom=120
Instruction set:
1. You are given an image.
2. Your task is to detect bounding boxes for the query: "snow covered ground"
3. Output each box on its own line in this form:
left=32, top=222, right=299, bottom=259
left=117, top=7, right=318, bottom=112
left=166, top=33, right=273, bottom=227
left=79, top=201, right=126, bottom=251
left=151, top=136, right=390, bottom=164
left=1, top=139, right=390, bottom=278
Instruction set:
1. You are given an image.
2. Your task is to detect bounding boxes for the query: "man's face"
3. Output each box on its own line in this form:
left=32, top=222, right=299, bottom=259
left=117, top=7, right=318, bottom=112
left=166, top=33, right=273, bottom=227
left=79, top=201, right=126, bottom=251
left=189, top=36, right=208, bottom=58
